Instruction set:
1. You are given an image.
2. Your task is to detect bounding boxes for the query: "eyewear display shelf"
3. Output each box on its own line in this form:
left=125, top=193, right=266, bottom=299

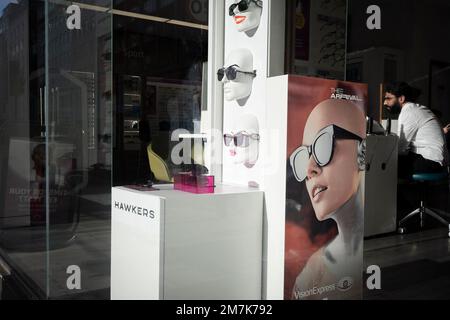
left=111, top=184, right=264, bottom=300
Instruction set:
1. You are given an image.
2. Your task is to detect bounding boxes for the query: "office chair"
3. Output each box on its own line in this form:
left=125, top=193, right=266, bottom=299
left=398, top=170, right=450, bottom=238
left=147, top=143, right=173, bottom=183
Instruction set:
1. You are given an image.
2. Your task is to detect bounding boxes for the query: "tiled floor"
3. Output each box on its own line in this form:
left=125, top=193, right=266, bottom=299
left=2, top=206, right=450, bottom=300
left=1, top=213, right=111, bottom=299
left=363, top=228, right=450, bottom=300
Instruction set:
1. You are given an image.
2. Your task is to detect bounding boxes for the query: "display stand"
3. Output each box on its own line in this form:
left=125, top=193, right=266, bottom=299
left=111, top=184, right=264, bottom=300
left=364, top=134, right=399, bottom=237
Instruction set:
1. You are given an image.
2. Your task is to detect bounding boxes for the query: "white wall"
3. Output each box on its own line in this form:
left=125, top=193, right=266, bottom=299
left=221, top=0, right=286, bottom=299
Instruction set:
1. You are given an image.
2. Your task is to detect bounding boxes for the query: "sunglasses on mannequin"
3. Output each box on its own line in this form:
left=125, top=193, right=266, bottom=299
left=290, top=124, right=363, bottom=182
left=229, top=0, right=263, bottom=16
left=217, top=64, right=257, bottom=81
left=224, top=131, right=260, bottom=148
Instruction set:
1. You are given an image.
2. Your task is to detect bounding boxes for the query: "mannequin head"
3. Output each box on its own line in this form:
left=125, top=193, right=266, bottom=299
left=296, top=99, right=366, bottom=221
left=224, top=114, right=260, bottom=167
left=219, top=48, right=256, bottom=101
left=229, top=0, right=263, bottom=33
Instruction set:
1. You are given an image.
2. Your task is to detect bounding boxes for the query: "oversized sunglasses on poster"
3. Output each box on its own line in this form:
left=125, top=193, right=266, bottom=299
left=229, top=0, right=263, bottom=16
left=224, top=131, right=260, bottom=147
left=217, top=64, right=257, bottom=81
left=290, top=124, right=363, bottom=182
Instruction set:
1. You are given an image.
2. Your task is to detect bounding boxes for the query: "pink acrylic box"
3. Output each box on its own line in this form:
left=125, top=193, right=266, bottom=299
left=174, top=173, right=215, bottom=194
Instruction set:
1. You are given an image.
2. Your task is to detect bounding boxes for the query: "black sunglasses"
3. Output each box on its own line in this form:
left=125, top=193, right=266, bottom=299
left=290, top=125, right=363, bottom=182
left=224, top=131, right=260, bottom=148
left=229, top=0, right=263, bottom=16
left=217, top=64, right=257, bottom=81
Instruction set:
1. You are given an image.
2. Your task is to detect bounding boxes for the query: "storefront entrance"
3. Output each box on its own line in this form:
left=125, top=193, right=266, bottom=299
left=0, top=0, right=207, bottom=299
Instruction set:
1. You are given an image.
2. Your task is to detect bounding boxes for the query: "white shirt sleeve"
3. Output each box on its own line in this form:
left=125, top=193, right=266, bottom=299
left=397, top=105, right=419, bottom=155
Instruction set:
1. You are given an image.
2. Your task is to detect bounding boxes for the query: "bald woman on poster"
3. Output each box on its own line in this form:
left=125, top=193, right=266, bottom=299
left=289, top=99, right=366, bottom=300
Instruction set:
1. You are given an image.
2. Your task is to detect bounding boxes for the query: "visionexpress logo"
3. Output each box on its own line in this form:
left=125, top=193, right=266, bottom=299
left=114, top=201, right=156, bottom=219
left=337, top=277, right=353, bottom=292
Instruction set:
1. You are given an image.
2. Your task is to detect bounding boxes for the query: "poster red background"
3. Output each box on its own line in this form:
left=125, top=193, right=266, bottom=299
left=284, top=76, right=368, bottom=299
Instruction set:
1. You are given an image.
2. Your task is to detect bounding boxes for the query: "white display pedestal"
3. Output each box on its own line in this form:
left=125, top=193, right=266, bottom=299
left=364, top=134, right=399, bottom=237
left=111, top=184, right=264, bottom=300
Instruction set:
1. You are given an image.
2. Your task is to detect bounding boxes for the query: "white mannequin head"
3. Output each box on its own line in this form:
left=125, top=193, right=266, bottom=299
left=225, top=114, right=260, bottom=168
left=229, top=0, right=263, bottom=33
left=220, top=48, right=256, bottom=101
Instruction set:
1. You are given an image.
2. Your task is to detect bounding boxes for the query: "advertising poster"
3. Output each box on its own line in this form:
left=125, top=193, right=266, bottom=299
left=2, top=138, right=76, bottom=228
left=284, top=76, right=368, bottom=300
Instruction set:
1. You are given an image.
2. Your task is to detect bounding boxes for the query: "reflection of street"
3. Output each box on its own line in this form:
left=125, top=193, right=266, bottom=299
left=0, top=163, right=112, bottom=298
left=2, top=211, right=111, bottom=298
left=1, top=169, right=112, bottom=299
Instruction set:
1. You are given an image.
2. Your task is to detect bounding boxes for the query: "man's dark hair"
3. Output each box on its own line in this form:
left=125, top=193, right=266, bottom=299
left=385, top=82, right=422, bottom=102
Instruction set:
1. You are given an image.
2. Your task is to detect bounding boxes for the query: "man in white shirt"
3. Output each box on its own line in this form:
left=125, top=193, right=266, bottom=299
left=384, top=82, right=447, bottom=178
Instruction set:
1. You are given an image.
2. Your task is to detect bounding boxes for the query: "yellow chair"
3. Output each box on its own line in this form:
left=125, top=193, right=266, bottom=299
left=191, top=142, right=204, bottom=166
left=147, top=143, right=173, bottom=183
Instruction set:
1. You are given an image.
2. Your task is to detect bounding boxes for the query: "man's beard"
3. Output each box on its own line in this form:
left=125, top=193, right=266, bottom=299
left=387, top=102, right=401, bottom=116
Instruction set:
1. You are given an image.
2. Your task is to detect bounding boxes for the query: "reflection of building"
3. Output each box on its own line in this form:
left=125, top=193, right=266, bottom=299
left=0, top=29, right=7, bottom=123
left=0, top=1, right=114, bottom=300
left=0, top=1, right=32, bottom=235
left=0, top=1, right=29, bottom=135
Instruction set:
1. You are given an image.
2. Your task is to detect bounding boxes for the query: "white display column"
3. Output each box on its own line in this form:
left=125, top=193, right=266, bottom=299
left=221, top=0, right=285, bottom=188
left=221, top=0, right=285, bottom=299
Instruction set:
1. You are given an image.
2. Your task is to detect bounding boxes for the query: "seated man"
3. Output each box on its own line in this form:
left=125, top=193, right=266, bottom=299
left=384, top=82, right=448, bottom=178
